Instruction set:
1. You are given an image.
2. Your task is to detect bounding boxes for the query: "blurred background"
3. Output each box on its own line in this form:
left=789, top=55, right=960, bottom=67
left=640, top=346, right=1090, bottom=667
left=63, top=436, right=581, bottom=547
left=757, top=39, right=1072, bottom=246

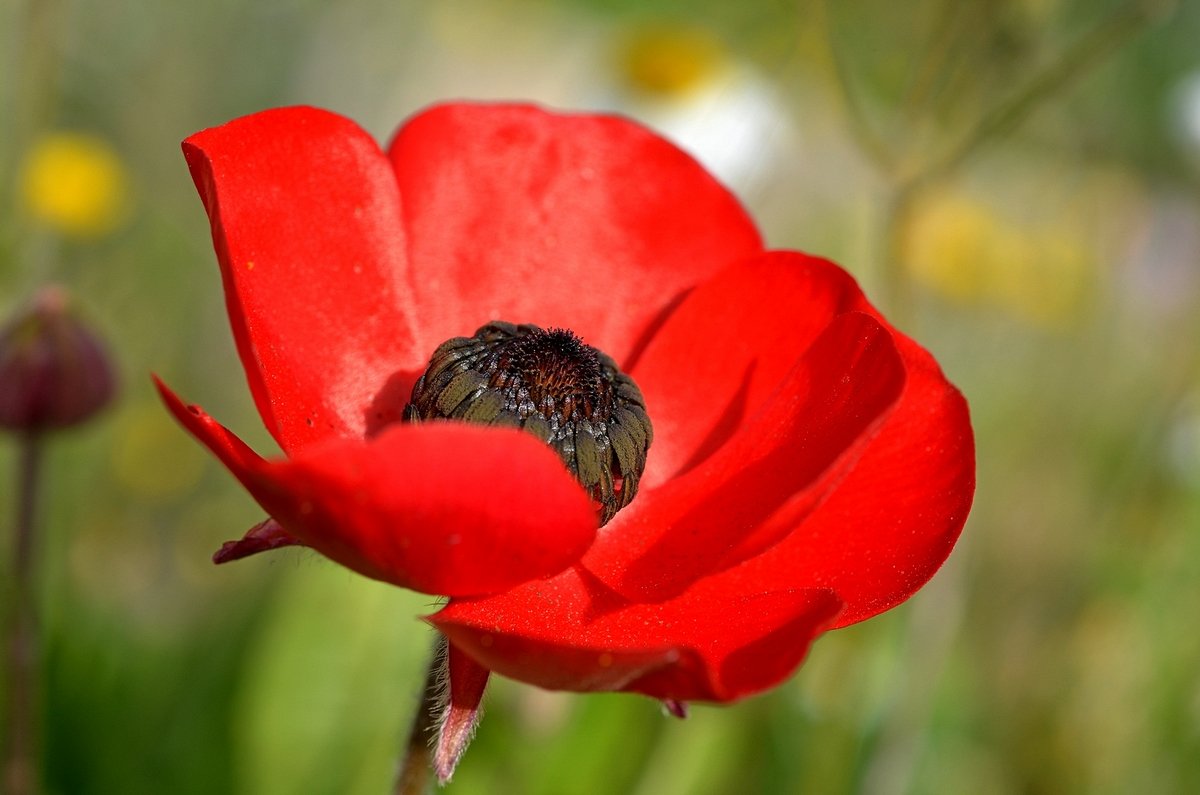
left=2, top=0, right=1199, bottom=792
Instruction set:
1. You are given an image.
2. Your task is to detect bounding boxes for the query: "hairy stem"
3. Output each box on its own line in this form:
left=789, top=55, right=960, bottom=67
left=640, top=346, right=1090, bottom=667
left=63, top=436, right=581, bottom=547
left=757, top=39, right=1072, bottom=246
left=393, top=635, right=448, bottom=795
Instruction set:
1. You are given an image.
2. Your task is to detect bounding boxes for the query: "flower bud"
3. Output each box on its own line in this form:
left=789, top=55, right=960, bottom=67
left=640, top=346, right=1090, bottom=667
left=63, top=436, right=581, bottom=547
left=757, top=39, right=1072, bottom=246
left=0, top=286, right=116, bottom=432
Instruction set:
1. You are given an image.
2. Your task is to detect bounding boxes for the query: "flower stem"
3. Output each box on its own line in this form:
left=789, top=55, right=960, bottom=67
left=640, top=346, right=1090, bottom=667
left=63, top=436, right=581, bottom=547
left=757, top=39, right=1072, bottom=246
left=879, top=183, right=920, bottom=331
left=4, top=433, right=43, bottom=795
left=815, top=0, right=896, bottom=175
left=915, top=0, right=1171, bottom=185
left=393, top=635, right=447, bottom=795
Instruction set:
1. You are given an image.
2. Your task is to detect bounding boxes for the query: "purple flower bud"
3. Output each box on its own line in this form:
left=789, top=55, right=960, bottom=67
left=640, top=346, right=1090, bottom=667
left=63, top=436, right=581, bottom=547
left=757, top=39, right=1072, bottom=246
left=0, top=286, right=116, bottom=432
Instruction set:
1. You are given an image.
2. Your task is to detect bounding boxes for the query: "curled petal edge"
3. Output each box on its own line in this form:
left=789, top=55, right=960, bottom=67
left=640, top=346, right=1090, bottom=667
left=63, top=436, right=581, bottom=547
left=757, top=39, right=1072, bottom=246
left=154, top=376, right=599, bottom=597
left=432, top=570, right=844, bottom=702
left=585, top=311, right=906, bottom=602
left=213, top=518, right=303, bottom=564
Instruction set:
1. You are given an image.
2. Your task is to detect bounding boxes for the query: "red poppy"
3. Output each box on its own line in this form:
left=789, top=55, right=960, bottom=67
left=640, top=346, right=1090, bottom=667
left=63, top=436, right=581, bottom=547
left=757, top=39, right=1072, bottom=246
left=158, top=102, right=973, bottom=759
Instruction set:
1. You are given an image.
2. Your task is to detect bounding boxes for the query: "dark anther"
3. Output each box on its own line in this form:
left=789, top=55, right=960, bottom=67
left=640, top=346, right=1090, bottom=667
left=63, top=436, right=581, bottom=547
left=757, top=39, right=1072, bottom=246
left=405, top=321, right=653, bottom=526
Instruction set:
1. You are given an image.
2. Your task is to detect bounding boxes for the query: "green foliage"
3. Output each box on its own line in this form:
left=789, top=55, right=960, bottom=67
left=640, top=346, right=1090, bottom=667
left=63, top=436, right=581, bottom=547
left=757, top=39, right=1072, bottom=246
left=2, top=1, right=1198, bottom=793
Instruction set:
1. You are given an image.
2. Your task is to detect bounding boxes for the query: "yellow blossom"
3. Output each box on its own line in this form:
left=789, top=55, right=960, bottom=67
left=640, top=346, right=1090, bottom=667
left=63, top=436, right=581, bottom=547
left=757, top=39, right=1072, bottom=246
left=20, top=132, right=130, bottom=238
left=903, top=189, right=1091, bottom=327
left=620, top=26, right=725, bottom=98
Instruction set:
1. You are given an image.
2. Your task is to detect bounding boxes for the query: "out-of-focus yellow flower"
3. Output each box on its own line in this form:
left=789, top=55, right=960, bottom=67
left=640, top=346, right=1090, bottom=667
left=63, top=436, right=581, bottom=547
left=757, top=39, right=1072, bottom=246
left=620, top=26, right=725, bottom=98
left=903, top=190, right=1090, bottom=327
left=903, top=195, right=996, bottom=303
left=20, top=132, right=130, bottom=238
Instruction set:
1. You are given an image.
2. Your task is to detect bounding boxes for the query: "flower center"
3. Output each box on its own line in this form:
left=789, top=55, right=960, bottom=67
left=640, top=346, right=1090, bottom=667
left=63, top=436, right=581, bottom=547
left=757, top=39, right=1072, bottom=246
left=404, top=321, right=652, bottom=525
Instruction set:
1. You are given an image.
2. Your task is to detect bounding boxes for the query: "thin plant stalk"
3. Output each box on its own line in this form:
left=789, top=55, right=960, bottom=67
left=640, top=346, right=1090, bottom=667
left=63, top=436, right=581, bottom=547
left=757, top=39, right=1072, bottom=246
left=822, top=0, right=1171, bottom=323
left=4, top=433, right=43, bottom=795
left=393, top=636, right=447, bottom=795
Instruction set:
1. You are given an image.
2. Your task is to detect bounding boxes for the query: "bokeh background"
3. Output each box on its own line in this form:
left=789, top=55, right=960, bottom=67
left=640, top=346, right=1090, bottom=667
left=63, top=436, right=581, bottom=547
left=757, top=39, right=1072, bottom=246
left=3, top=0, right=1200, bottom=793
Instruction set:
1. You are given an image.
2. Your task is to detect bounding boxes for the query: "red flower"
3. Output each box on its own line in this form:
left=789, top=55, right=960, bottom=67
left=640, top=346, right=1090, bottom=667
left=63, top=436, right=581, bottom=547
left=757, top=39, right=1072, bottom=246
left=159, top=102, right=973, bottom=726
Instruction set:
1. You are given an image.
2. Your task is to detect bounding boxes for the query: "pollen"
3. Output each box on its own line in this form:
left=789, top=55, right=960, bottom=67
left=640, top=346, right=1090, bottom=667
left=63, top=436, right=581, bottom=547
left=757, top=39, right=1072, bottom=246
left=405, top=322, right=653, bottom=526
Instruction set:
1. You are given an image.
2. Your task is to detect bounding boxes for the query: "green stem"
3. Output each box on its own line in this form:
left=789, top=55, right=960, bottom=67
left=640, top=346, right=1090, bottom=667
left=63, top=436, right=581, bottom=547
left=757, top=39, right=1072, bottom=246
left=392, top=636, right=447, bottom=795
left=913, top=0, right=1172, bottom=185
left=878, top=0, right=1169, bottom=320
left=4, top=433, right=43, bottom=795
left=879, top=184, right=920, bottom=330
left=816, top=0, right=897, bottom=175
left=900, top=0, right=973, bottom=120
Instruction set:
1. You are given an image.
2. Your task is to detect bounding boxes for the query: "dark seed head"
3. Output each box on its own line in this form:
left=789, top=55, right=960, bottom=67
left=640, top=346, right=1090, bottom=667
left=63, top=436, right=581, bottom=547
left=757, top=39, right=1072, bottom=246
left=405, top=321, right=653, bottom=525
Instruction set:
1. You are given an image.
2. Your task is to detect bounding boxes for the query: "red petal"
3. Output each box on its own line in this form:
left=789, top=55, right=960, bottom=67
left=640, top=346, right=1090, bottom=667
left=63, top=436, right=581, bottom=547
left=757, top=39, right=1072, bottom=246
left=661, top=700, right=688, bottom=718
left=588, top=249, right=974, bottom=623
left=583, top=310, right=906, bottom=601
left=155, top=377, right=598, bottom=596
left=183, top=107, right=424, bottom=454
left=736, top=336, right=975, bottom=627
left=432, top=568, right=843, bottom=702
left=435, top=644, right=490, bottom=784
left=386, top=103, right=763, bottom=366
left=212, top=518, right=302, bottom=564
left=630, top=252, right=866, bottom=489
